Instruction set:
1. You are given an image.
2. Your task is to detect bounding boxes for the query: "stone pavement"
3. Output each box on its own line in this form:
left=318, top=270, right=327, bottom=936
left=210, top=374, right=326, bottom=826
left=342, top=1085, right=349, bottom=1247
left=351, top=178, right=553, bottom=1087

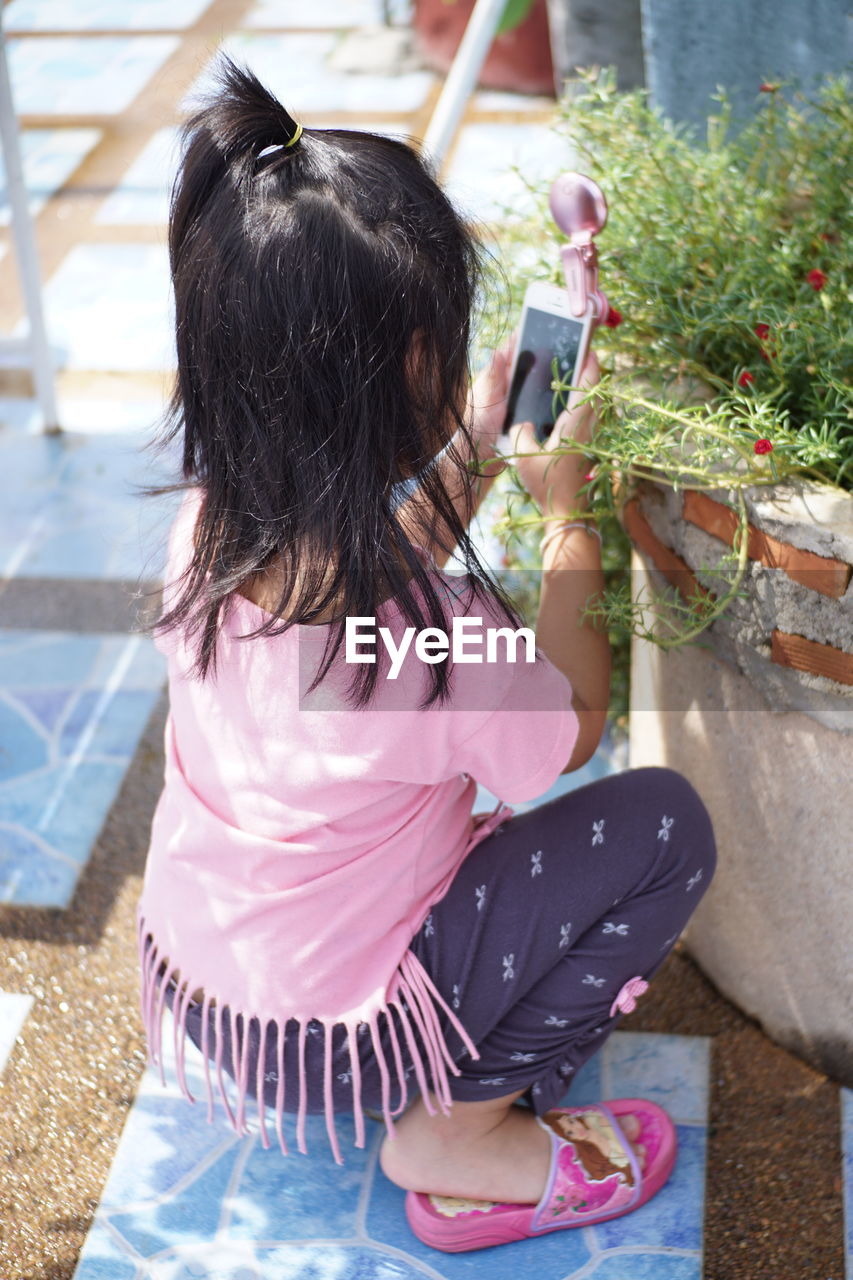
left=0, top=2, right=849, bottom=1277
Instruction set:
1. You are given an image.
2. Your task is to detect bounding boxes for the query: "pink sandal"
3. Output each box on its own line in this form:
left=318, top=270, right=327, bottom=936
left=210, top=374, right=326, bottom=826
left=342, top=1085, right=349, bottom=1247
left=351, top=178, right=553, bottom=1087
left=404, top=1098, right=676, bottom=1253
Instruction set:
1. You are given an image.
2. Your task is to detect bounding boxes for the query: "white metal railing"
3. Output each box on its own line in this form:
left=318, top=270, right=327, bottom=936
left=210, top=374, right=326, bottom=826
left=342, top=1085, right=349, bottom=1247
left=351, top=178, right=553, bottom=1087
left=421, top=0, right=508, bottom=170
left=0, top=16, right=60, bottom=433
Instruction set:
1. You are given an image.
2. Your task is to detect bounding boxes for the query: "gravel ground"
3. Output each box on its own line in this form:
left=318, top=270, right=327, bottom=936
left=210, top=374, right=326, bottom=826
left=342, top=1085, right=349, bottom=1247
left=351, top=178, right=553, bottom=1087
left=0, top=691, right=844, bottom=1278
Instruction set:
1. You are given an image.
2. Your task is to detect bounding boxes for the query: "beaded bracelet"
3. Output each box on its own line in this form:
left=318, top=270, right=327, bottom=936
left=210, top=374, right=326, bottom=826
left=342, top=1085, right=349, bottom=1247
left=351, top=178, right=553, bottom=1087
left=539, top=520, right=603, bottom=556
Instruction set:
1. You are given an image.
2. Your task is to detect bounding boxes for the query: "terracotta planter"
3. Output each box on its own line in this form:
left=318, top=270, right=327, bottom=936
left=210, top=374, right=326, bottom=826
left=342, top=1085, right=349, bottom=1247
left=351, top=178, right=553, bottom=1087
left=626, top=476, right=853, bottom=1083
left=412, top=0, right=555, bottom=96
left=625, top=478, right=853, bottom=716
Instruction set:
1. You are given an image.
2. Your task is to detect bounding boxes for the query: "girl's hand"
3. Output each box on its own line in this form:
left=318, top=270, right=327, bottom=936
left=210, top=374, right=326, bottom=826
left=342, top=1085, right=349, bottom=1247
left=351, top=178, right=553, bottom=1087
left=507, top=353, right=601, bottom=520
left=465, top=333, right=518, bottom=461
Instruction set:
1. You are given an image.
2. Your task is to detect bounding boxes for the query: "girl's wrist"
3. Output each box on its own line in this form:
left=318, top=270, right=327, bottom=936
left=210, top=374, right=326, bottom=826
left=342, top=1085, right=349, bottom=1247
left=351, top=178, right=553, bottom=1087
left=539, top=517, right=602, bottom=556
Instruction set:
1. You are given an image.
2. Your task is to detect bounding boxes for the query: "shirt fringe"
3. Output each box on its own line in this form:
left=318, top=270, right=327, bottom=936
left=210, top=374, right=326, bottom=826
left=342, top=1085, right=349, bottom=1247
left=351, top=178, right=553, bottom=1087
left=136, top=909, right=481, bottom=1165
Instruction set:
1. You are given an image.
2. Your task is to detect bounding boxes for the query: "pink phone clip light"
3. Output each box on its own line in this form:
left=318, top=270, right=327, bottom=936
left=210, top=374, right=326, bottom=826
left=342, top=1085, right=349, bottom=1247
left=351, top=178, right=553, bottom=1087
left=549, top=172, right=611, bottom=326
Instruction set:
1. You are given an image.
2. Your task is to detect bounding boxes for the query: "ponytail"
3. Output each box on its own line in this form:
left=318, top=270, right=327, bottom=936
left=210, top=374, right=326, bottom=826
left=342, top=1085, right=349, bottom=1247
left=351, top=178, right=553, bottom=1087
left=168, top=55, right=304, bottom=255
left=192, top=53, right=303, bottom=165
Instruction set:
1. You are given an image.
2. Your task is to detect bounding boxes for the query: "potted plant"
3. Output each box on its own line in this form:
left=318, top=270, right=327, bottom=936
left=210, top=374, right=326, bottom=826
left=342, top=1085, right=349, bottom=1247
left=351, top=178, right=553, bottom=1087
left=478, top=69, right=853, bottom=1083
left=412, top=0, right=555, bottom=96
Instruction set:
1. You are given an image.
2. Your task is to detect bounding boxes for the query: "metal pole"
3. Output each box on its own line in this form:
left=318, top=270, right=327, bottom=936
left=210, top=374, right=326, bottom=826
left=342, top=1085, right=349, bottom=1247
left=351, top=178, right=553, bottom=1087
left=421, top=0, right=508, bottom=171
left=0, top=23, right=60, bottom=433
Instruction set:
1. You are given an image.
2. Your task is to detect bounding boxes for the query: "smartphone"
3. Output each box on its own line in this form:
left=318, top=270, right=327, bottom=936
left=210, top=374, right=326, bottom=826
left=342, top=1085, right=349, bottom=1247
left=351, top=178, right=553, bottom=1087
left=502, top=282, right=594, bottom=443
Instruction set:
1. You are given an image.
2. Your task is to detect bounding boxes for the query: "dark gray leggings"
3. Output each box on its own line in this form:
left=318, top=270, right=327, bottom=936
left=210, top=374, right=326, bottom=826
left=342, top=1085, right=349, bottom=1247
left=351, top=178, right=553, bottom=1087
left=162, top=766, right=716, bottom=1118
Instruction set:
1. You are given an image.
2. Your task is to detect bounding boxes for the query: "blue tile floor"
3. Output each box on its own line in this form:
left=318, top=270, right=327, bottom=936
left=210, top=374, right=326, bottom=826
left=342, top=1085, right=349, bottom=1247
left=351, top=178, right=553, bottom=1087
left=72, top=1029, right=710, bottom=1280
left=6, top=35, right=180, bottom=117
left=444, top=121, right=576, bottom=226
left=0, top=127, right=103, bottom=225
left=94, top=127, right=180, bottom=226
left=11, top=243, right=175, bottom=372
left=0, top=989, right=33, bottom=1071
left=3, top=0, right=215, bottom=32
left=184, top=32, right=436, bottom=117
left=241, top=0, right=388, bottom=28
left=0, top=630, right=165, bottom=906
left=0, top=408, right=180, bottom=581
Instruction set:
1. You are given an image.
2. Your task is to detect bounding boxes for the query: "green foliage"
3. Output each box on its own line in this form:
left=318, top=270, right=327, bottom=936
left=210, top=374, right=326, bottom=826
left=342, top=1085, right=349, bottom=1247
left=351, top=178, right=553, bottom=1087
left=438, top=0, right=537, bottom=36
left=488, top=69, right=852, bottom=488
left=477, top=69, right=852, bottom=732
left=496, top=0, right=537, bottom=34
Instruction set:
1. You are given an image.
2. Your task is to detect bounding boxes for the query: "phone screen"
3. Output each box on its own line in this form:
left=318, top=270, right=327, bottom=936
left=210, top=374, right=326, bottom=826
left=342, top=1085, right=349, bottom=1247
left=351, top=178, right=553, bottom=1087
left=504, top=307, right=586, bottom=442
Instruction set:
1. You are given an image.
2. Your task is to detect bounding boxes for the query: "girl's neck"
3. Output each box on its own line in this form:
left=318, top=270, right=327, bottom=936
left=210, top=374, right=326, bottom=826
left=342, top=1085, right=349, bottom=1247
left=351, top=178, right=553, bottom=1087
left=236, top=552, right=416, bottom=625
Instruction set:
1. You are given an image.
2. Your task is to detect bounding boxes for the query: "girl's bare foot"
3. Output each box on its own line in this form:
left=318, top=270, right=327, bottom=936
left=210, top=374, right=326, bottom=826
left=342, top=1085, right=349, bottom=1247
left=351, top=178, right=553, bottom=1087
left=380, top=1093, right=648, bottom=1204
left=617, top=1110, right=647, bottom=1170
left=380, top=1093, right=551, bottom=1204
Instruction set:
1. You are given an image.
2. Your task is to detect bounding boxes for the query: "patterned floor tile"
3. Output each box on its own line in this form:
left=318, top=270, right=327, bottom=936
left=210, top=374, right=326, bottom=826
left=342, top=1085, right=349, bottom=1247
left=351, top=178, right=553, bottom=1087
left=0, top=412, right=180, bottom=580
left=0, top=630, right=165, bottom=907
left=472, top=90, right=556, bottom=112
left=73, top=1028, right=708, bottom=1279
left=12, top=242, right=174, bottom=370
left=95, top=127, right=180, bottom=225
left=241, top=0, right=385, bottom=27
left=42, top=396, right=170, bottom=435
left=444, top=120, right=575, bottom=224
left=0, top=397, right=41, bottom=431
left=4, top=0, right=214, bottom=31
left=843, top=1089, right=853, bottom=1280
left=6, top=35, right=180, bottom=116
left=184, top=32, right=435, bottom=116
left=0, top=989, right=33, bottom=1072
left=0, top=127, right=103, bottom=225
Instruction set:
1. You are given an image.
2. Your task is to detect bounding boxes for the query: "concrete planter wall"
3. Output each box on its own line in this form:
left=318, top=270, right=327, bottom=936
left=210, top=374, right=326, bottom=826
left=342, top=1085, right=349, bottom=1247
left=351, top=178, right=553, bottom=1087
left=640, top=0, right=853, bottom=134
left=546, top=0, right=644, bottom=94
left=626, top=477, right=853, bottom=1083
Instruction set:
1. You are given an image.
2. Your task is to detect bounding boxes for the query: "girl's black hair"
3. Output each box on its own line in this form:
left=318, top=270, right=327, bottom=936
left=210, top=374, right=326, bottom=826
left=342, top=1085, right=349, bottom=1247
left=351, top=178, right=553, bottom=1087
left=139, top=54, right=524, bottom=710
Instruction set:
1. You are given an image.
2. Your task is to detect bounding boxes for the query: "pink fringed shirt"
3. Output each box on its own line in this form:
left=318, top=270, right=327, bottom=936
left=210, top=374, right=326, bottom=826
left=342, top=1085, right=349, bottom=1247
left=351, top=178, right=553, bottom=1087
left=137, top=487, right=579, bottom=1162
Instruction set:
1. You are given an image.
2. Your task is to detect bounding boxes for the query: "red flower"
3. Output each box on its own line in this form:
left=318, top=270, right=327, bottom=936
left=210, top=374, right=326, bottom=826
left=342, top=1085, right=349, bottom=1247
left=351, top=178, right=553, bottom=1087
left=604, top=306, right=623, bottom=328
left=759, top=82, right=779, bottom=93
left=738, top=371, right=755, bottom=388
left=584, top=470, right=596, bottom=483
left=806, top=268, right=828, bottom=290
left=754, top=438, right=774, bottom=455
left=754, top=323, right=777, bottom=361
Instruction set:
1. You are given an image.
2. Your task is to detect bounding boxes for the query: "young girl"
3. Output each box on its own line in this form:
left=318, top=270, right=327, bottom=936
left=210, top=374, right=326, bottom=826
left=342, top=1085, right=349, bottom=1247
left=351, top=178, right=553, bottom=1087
left=137, top=55, right=717, bottom=1253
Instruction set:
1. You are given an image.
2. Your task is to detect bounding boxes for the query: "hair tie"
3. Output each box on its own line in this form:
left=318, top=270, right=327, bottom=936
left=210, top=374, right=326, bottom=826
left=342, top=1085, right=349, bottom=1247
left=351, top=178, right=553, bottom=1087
left=256, top=123, right=304, bottom=162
